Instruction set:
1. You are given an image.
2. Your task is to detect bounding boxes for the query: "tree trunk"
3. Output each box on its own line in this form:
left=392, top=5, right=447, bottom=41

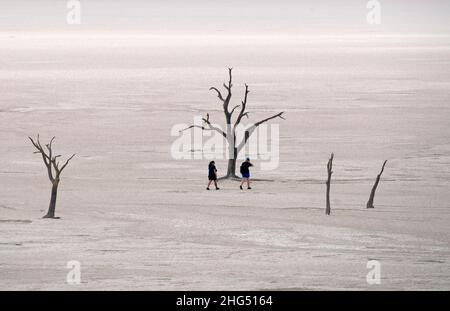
left=326, top=179, right=331, bottom=215
left=44, top=181, right=59, bottom=218
left=366, top=160, right=387, bottom=209
left=221, top=146, right=239, bottom=179
left=325, top=153, right=334, bottom=216
left=226, top=158, right=237, bottom=177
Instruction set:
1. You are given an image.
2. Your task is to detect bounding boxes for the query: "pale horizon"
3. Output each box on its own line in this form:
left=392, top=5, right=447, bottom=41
left=1, top=0, right=450, bottom=36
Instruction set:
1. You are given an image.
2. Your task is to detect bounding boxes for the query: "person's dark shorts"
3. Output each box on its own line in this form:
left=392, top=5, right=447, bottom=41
left=242, top=172, right=250, bottom=178
left=208, top=175, right=217, bottom=181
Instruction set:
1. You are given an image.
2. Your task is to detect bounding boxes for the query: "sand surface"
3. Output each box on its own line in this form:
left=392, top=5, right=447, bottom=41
left=0, top=34, right=449, bottom=290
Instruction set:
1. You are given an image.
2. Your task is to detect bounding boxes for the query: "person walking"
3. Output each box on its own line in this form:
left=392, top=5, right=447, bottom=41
left=239, top=157, right=253, bottom=190
left=207, top=161, right=220, bottom=190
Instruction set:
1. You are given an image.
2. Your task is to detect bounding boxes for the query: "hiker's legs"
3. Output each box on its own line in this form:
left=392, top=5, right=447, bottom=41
left=214, top=180, right=219, bottom=189
left=245, top=178, right=252, bottom=189
left=207, top=180, right=212, bottom=188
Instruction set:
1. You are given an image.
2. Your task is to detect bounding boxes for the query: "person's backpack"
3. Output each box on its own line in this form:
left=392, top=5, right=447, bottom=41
left=240, top=163, right=244, bottom=174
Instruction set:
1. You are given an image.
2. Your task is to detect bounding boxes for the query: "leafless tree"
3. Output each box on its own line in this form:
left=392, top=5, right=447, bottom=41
left=29, top=135, right=75, bottom=219
left=366, top=160, right=387, bottom=209
left=181, top=68, right=285, bottom=178
left=325, top=153, right=334, bottom=215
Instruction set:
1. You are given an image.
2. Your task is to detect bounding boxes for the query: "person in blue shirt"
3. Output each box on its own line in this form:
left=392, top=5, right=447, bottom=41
left=239, top=157, right=253, bottom=190
left=207, top=161, right=220, bottom=190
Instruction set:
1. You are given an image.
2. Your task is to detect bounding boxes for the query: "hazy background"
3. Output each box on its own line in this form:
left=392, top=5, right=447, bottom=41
left=1, top=0, right=450, bottom=35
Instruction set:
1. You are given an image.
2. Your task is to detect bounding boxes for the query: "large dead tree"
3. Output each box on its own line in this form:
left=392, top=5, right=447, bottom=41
left=366, top=160, right=387, bottom=209
left=182, top=68, right=285, bottom=178
left=325, top=153, right=334, bottom=215
left=29, top=135, right=75, bottom=219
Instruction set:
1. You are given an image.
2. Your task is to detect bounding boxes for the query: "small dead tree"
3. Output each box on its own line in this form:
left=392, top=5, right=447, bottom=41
left=181, top=68, right=285, bottom=179
left=29, top=135, right=75, bottom=219
left=366, top=160, right=387, bottom=209
left=325, top=153, right=334, bottom=215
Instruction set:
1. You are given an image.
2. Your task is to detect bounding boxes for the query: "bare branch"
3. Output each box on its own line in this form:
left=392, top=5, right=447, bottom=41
left=225, top=67, right=233, bottom=90
left=29, top=135, right=53, bottom=181
left=179, top=123, right=218, bottom=133
left=48, top=136, right=55, bottom=148
left=202, top=116, right=227, bottom=138
left=209, top=87, right=224, bottom=102
left=28, top=136, right=39, bottom=150
left=179, top=114, right=227, bottom=138
left=236, top=111, right=285, bottom=152
left=327, top=153, right=334, bottom=174
left=45, top=137, right=55, bottom=164
left=210, top=68, right=234, bottom=122
left=59, top=154, right=76, bottom=174
left=222, top=68, right=234, bottom=120
left=380, top=160, right=387, bottom=175
left=179, top=125, right=208, bottom=132
left=230, top=105, right=240, bottom=116
left=234, top=84, right=250, bottom=128
left=253, top=111, right=285, bottom=127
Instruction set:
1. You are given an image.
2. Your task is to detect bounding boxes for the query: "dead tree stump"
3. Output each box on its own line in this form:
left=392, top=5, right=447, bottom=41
left=366, top=160, right=387, bottom=209
left=325, top=153, right=334, bottom=215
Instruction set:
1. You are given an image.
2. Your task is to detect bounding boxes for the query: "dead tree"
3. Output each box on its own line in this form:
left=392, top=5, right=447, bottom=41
left=181, top=68, right=285, bottom=179
left=29, top=135, right=75, bottom=218
left=366, top=160, right=387, bottom=209
left=325, top=153, right=334, bottom=215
